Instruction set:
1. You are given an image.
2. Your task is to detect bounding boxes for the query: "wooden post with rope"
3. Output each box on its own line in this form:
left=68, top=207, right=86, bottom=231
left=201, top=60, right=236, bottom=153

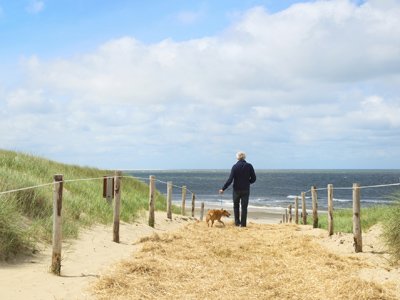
left=311, top=186, right=318, bottom=228
left=327, top=184, right=334, bottom=236
left=113, top=171, right=122, bottom=243
left=181, top=186, right=187, bottom=216
left=167, top=181, right=172, bottom=220
left=51, top=174, right=63, bottom=275
left=149, top=175, right=155, bottom=228
left=301, top=192, right=307, bottom=225
left=353, top=183, right=362, bottom=253
left=191, top=192, right=195, bottom=218
left=295, top=196, right=299, bottom=224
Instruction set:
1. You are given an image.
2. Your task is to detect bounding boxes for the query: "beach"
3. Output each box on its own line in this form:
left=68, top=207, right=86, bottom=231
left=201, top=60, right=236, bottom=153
left=1, top=210, right=399, bottom=299
left=188, top=201, right=285, bottom=224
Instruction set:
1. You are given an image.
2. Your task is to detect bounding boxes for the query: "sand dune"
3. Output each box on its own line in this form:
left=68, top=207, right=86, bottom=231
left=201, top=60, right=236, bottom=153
left=0, top=212, right=195, bottom=300
left=1, top=211, right=399, bottom=299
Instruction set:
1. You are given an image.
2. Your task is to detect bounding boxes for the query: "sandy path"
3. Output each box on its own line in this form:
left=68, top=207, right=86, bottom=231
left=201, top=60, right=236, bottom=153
left=2, top=210, right=398, bottom=299
left=92, top=221, right=400, bottom=299
left=0, top=212, right=196, bottom=300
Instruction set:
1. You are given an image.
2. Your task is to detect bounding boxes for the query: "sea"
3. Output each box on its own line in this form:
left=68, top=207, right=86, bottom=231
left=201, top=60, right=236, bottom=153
left=126, top=170, right=400, bottom=213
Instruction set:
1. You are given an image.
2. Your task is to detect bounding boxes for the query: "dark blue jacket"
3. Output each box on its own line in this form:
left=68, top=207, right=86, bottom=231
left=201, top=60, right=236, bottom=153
left=222, top=160, right=256, bottom=192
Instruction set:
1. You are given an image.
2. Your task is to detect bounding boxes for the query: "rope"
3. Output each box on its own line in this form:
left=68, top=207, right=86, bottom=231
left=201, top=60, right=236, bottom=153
left=297, top=182, right=400, bottom=199
left=0, top=182, right=55, bottom=196
left=153, top=178, right=194, bottom=193
left=0, top=176, right=116, bottom=197
left=63, top=176, right=111, bottom=183
left=360, top=182, right=400, bottom=189
left=121, top=175, right=149, bottom=181
left=290, top=182, right=400, bottom=199
left=311, top=182, right=400, bottom=193
left=1, top=173, right=398, bottom=200
left=313, top=186, right=353, bottom=192
left=121, top=174, right=194, bottom=194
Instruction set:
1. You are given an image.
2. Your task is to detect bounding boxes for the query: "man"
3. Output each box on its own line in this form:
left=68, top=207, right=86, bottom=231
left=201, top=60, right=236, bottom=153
left=219, top=151, right=256, bottom=227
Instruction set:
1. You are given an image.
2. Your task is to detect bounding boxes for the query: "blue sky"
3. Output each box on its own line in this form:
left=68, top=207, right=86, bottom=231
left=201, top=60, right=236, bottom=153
left=1, top=0, right=400, bottom=170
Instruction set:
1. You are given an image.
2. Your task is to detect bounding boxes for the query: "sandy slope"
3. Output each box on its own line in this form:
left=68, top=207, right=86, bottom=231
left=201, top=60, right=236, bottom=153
left=0, top=212, right=196, bottom=300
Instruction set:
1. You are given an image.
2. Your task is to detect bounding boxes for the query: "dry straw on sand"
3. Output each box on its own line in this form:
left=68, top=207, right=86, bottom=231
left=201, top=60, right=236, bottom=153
left=93, top=222, right=398, bottom=300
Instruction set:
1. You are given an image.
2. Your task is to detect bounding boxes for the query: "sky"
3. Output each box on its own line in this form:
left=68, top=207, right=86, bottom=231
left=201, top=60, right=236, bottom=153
left=1, top=0, right=400, bottom=170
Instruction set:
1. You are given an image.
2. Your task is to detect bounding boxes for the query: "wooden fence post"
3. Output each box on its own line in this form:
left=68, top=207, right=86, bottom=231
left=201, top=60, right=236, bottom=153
left=288, top=204, right=292, bottom=223
left=311, top=186, right=318, bottom=228
left=51, top=174, right=63, bottom=275
left=167, top=181, right=172, bottom=220
left=181, top=186, right=187, bottom=216
left=103, top=175, right=114, bottom=204
left=353, top=183, right=362, bottom=253
left=149, top=175, right=155, bottom=228
left=113, top=171, right=122, bottom=243
left=295, top=196, right=299, bottom=224
left=191, top=193, right=195, bottom=218
left=285, top=208, right=288, bottom=223
left=301, top=192, right=307, bottom=225
left=200, top=202, right=205, bottom=221
left=327, top=184, right=334, bottom=236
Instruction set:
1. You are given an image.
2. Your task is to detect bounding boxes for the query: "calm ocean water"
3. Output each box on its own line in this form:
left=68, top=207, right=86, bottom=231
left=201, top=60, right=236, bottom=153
left=127, top=170, right=400, bottom=212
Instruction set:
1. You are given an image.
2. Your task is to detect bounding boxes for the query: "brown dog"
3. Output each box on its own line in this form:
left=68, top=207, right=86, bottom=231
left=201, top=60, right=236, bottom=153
left=206, top=209, right=231, bottom=227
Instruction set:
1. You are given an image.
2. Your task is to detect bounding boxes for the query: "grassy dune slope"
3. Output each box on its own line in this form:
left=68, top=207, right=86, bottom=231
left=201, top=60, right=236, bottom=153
left=0, top=149, right=168, bottom=260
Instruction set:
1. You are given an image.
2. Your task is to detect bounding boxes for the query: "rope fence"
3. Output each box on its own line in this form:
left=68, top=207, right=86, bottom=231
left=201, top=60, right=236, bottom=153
left=0, top=171, right=201, bottom=276
left=281, top=181, right=400, bottom=254
left=305, top=182, right=400, bottom=193
left=0, top=176, right=117, bottom=197
left=2, top=170, right=400, bottom=274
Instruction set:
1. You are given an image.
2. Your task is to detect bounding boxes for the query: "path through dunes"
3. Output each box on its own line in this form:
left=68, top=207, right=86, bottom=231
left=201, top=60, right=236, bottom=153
left=93, top=222, right=400, bottom=300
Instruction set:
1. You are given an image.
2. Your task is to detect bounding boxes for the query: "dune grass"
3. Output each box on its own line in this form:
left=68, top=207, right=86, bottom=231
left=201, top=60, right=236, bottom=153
left=0, top=149, right=177, bottom=260
left=381, top=198, right=400, bottom=264
left=317, top=205, right=392, bottom=233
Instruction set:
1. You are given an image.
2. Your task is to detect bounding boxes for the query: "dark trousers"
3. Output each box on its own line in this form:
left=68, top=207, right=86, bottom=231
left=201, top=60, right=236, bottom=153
left=233, top=190, right=250, bottom=227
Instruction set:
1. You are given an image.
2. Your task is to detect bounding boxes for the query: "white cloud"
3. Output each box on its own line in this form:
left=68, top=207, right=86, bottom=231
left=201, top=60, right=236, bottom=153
left=2, top=0, right=400, bottom=168
left=357, top=96, right=400, bottom=127
left=6, top=88, right=55, bottom=113
left=175, top=10, right=203, bottom=25
left=22, top=1, right=400, bottom=109
left=26, top=0, right=45, bottom=14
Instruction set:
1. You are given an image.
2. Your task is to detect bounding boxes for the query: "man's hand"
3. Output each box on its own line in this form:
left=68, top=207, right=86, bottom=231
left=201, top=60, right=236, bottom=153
left=219, top=189, right=224, bottom=194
